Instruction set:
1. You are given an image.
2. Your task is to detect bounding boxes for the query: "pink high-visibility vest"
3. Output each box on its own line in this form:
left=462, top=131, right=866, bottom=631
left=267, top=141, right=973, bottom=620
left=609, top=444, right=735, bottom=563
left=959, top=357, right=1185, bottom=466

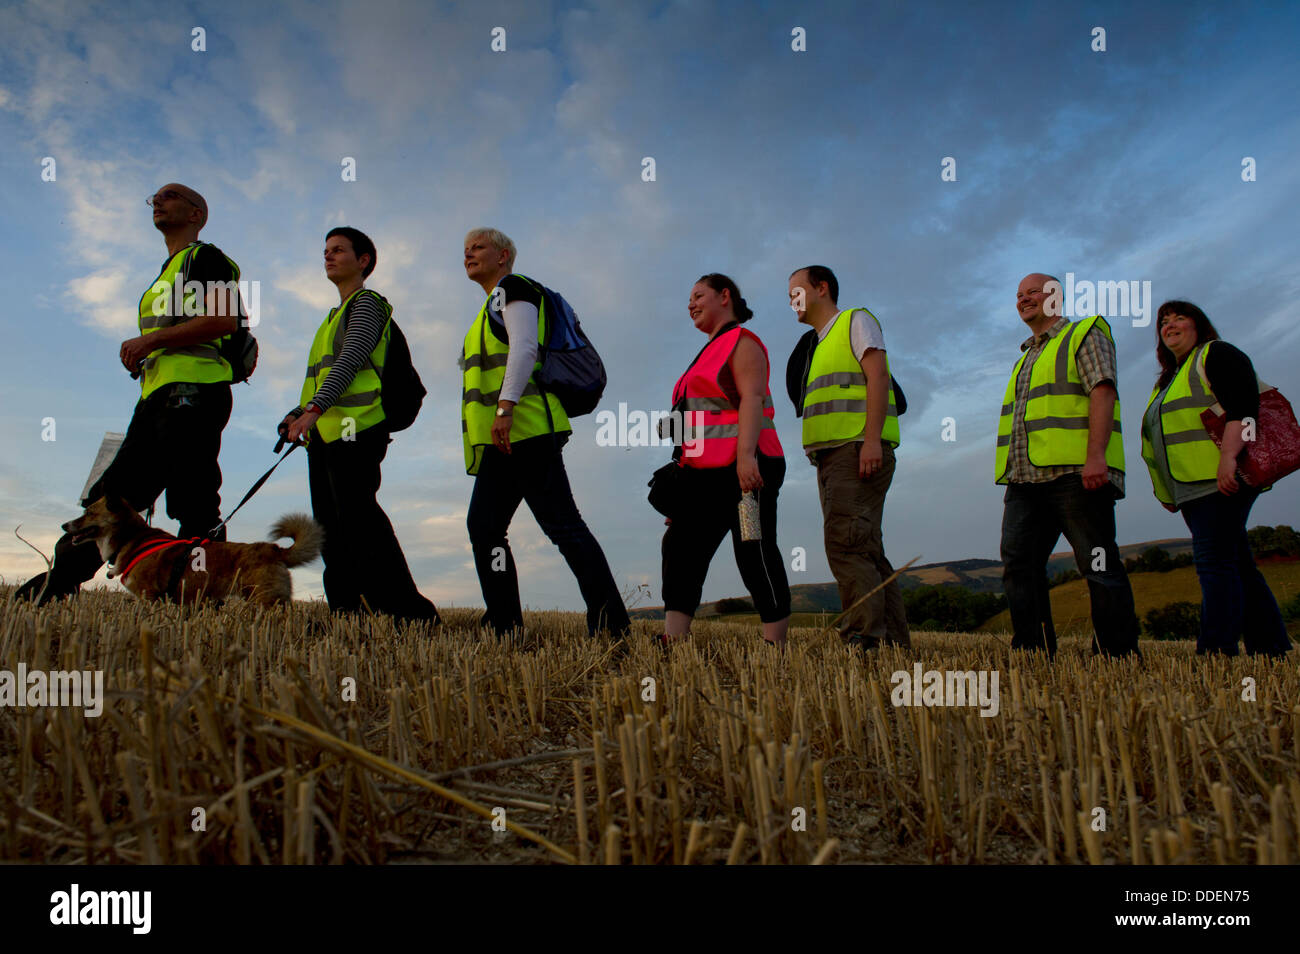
left=672, top=326, right=783, bottom=469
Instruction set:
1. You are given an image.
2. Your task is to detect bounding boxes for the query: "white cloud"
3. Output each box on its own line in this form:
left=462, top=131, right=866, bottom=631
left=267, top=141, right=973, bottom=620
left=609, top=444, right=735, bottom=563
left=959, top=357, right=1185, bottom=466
left=274, top=265, right=339, bottom=311
left=66, top=268, right=133, bottom=333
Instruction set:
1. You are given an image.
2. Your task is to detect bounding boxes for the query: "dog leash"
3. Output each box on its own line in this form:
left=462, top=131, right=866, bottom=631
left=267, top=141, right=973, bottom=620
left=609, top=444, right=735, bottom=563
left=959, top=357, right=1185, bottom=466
left=208, top=441, right=301, bottom=538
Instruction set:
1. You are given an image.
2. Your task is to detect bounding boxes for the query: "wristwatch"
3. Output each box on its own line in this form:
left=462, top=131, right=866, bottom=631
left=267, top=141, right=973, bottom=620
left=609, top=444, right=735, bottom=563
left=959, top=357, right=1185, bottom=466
left=496, top=407, right=513, bottom=417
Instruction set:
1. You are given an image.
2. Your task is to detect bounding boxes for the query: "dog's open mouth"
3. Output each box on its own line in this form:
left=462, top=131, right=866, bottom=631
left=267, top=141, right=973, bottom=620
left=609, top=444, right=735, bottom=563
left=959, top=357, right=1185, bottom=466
left=63, top=522, right=102, bottom=545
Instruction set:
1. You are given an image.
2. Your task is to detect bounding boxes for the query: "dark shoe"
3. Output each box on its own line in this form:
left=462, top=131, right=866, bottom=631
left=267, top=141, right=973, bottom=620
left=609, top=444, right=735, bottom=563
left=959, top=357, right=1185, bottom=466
left=607, top=635, right=631, bottom=662
left=14, top=571, right=78, bottom=607
left=515, top=630, right=543, bottom=652
left=14, top=572, right=49, bottom=603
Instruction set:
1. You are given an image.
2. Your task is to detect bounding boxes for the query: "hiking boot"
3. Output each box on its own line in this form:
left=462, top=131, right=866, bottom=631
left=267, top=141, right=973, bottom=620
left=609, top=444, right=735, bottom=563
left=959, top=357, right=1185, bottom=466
left=845, top=633, right=881, bottom=653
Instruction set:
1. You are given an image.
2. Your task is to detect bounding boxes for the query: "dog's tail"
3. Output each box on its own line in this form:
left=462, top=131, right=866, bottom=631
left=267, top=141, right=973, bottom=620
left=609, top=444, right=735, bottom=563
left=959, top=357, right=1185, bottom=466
left=269, top=513, right=324, bottom=567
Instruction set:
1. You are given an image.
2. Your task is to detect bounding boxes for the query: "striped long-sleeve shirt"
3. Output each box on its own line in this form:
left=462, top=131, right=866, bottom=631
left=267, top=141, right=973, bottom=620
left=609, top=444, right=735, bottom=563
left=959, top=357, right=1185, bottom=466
left=301, top=292, right=388, bottom=414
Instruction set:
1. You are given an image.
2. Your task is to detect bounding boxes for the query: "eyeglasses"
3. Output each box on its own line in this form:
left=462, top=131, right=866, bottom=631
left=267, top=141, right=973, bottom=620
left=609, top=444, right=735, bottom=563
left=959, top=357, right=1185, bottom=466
left=145, top=189, right=198, bottom=209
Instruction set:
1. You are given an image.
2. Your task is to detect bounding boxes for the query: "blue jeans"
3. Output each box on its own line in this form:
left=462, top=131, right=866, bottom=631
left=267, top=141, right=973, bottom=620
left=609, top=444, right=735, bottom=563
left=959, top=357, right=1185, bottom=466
left=1000, top=475, right=1140, bottom=656
left=1179, top=488, right=1292, bottom=656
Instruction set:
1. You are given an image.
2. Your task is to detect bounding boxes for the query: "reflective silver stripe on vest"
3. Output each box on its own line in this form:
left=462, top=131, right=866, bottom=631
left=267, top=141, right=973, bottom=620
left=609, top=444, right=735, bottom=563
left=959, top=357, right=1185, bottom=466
left=680, top=395, right=775, bottom=412
left=996, top=434, right=1011, bottom=447
left=804, top=398, right=897, bottom=418
left=680, top=396, right=733, bottom=412
left=306, top=356, right=334, bottom=377
left=683, top=419, right=776, bottom=437
left=332, top=390, right=381, bottom=408
left=806, top=371, right=863, bottom=391
left=1054, top=320, right=1078, bottom=380
left=462, top=352, right=509, bottom=371
left=1160, top=394, right=1215, bottom=413
left=463, top=383, right=541, bottom=405
left=1025, top=416, right=1123, bottom=434
left=1026, top=381, right=1088, bottom=401
left=1163, top=428, right=1209, bottom=445
left=139, top=342, right=221, bottom=372
left=687, top=424, right=760, bottom=439
left=140, top=312, right=180, bottom=330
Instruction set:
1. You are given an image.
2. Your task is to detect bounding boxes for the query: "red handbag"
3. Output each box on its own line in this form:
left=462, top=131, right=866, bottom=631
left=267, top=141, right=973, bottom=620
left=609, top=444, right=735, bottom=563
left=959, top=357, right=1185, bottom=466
left=1200, top=379, right=1300, bottom=488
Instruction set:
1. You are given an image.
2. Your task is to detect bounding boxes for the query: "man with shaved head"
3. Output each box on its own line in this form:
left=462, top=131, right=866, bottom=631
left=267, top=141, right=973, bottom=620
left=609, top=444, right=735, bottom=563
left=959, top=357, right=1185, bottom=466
left=993, top=272, right=1139, bottom=657
left=16, top=182, right=243, bottom=604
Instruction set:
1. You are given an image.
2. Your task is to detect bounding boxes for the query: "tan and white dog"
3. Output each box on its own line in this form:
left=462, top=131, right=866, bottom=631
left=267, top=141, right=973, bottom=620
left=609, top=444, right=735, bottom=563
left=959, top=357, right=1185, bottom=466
left=62, top=495, right=322, bottom=605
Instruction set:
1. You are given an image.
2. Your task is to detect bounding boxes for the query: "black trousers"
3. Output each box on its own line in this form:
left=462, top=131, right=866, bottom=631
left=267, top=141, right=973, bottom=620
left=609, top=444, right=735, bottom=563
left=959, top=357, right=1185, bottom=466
left=1000, top=475, right=1140, bottom=657
left=20, top=382, right=231, bottom=601
left=307, top=425, right=440, bottom=623
left=661, top=454, right=791, bottom=623
left=467, top=434, right=630, bottom=638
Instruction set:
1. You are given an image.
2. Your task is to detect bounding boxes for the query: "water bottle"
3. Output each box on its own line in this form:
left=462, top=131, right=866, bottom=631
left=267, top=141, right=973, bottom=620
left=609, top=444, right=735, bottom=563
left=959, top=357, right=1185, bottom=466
left=739, top=491, right=761, bottom=541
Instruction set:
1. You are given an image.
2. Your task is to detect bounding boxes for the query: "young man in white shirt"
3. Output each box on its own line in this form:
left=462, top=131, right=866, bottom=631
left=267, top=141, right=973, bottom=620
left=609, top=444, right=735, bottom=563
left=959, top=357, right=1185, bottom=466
left=788, top=265, right=911, bottom=651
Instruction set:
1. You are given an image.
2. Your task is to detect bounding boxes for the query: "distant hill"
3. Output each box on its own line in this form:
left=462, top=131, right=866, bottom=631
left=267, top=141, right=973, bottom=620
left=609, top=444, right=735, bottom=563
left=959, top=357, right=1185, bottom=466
left=630, top=538, right=1196, bottom=619
left=978, top=560, right=1300, bottom=637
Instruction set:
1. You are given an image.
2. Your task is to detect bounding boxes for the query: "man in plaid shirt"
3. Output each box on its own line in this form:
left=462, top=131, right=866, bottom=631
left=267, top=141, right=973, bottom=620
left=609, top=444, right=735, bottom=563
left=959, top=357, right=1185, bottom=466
left=994, top=273, right=1140, bottom=657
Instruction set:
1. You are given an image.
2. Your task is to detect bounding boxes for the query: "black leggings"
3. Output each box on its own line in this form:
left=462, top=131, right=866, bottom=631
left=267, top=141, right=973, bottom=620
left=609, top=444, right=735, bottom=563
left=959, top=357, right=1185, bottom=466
left=661, top=455, right=791, bottom=622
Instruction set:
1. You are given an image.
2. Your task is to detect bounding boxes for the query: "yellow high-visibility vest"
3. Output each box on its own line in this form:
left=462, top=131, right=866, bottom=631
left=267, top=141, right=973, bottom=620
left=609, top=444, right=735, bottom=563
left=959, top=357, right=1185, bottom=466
left=994, top=315, right=1124, bottom=483
left=802, top=308, right=899, bottom=451
left=1140, top=342, right=1220, bottom=503
left=299, top=288, right=391, bottom=443
left=460, top=275, right=569, bottom=475
left=136, top=242, right=238, bottom=399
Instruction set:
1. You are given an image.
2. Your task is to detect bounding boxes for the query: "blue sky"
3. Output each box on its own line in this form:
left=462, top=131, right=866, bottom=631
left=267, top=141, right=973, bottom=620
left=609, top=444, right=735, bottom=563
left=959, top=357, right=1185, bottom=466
left=2, top=0, right=1298, bottom=612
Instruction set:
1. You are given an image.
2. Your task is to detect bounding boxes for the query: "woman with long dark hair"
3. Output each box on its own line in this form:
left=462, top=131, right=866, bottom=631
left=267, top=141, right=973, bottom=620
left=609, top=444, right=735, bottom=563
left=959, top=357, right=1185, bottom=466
left=1139, top=300, right=1290, bottom=656
left=658, top=274, right=791, bottom=647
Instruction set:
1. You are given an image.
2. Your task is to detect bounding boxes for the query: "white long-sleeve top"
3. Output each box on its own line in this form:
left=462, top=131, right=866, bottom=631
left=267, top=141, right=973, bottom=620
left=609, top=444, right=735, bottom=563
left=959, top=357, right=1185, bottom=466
left=498, top=298, right=539, bottom=404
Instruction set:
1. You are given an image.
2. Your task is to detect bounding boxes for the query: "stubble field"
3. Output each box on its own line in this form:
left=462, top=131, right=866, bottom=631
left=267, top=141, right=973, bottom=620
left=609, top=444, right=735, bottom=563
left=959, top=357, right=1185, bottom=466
left=1, top=587, right=1296, bottom=865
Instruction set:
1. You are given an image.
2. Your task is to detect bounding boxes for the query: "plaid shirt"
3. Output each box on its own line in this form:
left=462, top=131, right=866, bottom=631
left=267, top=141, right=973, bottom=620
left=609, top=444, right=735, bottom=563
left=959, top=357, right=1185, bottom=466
left=1004, top=316, right=1125, bottom=496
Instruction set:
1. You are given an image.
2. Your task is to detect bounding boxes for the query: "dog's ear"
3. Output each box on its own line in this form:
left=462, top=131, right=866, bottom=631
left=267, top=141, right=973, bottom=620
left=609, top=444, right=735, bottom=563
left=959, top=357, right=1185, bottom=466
left=102, top=494, right=129, bottom=513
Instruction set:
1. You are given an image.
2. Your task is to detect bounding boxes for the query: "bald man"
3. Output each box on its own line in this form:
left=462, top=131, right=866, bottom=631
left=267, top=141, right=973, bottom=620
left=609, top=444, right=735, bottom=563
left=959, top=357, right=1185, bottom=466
left=16, top=183, right=243, bottom=604
left=993, top=272, right=1139, bottom=657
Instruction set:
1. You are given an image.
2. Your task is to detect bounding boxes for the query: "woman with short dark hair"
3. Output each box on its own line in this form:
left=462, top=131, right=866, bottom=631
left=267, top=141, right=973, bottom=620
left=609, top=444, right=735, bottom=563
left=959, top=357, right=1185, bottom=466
left=280, top=228, right=440, bottom=627
left=658, top=274, right=791, bottom=647
left=1139, top=300, right=1290, bottom=656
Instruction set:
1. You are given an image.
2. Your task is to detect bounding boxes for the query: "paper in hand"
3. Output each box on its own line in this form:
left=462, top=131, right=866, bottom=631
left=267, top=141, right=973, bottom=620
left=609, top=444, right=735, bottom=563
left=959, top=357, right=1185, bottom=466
left=80, top=432, right=125, bottom=504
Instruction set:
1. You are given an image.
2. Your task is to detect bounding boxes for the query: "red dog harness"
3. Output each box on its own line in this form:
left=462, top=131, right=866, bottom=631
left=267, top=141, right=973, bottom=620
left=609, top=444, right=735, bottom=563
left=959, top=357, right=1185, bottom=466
left=117, top=536, right=209, bottom=583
